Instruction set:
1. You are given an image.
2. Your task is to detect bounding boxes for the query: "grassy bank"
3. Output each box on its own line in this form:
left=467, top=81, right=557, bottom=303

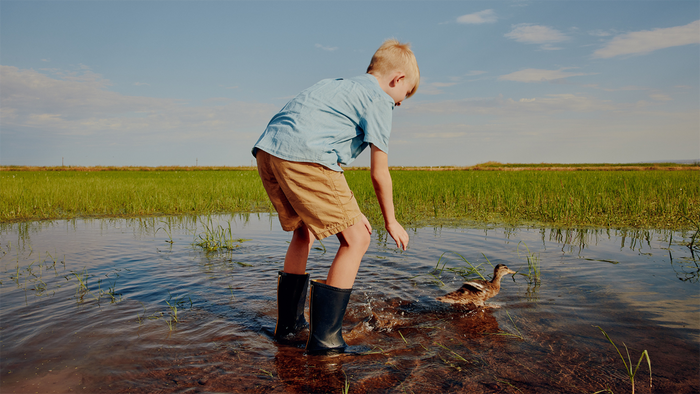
left=1, top=168, right=698, bottom=229
left=0, top=170, right=272, bottom=222
left=349, top=170, right=699, bottom=229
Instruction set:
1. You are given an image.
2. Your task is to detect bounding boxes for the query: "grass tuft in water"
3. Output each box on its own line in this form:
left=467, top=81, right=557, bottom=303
left=595, top=326, right=652, bottom=394
left=435, top=342, right=468, bottom=371
left=435, top=251, right=488, bottom=281
left=341, top=370, right=350, bottom=394
left=165, top=291, right=193, bottom=326
left=516, top=242, right=540, bottom=285
left=490, top=309, right=524, bottom=340
left=194, top=218, right=251, bottom=253
left=514, top=242, right=541, bottom=302
left=71, top=268, right=95, bottom=301
left=97, top=277, right=122, bottom=303
left=420, top=251, right=490, bottom=287
left=398, top=330, right=408, bottom=344
left=156, top=220, right=174, bottom=244
left=410, top=250, right=494, bottom=288
left=684, top=214, right=700, bottom=253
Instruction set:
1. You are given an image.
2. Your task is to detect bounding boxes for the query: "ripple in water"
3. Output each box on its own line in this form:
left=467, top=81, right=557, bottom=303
left=0, top=214, right=698, bottom=393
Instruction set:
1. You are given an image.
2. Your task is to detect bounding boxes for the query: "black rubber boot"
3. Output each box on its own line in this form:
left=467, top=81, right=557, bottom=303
left=274, top=271, right=309, bottom=340
left=305, top=280, right=354, bottom=355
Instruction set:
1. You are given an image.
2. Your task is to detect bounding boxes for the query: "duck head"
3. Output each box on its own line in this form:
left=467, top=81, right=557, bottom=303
left=492, top=264, right=516, bottom=281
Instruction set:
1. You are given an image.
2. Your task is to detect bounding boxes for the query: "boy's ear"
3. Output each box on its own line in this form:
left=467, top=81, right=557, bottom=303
left=389, top=73, right=406, bottom=87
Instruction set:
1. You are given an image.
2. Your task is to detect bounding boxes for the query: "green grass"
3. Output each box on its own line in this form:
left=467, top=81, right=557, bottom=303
left=469, top=161, right=698, bottom=169
left=1, top=169, right=698, bottom=229
left=347, top=169, right=699, bottom=229
left=0, top=170, right=271, bottom=221
left=595, top=326, right=652, bottom=394
left=194, top=217, right=252, bottom=253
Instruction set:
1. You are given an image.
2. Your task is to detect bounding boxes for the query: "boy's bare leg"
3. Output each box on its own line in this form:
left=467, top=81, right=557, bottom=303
left=326, top=219, right=372, bottom=289
left=283, top=223, right=315, bottom=275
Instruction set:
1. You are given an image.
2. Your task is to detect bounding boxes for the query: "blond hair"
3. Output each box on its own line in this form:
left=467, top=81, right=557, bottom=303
left=366, top=39, right=420, bottom=98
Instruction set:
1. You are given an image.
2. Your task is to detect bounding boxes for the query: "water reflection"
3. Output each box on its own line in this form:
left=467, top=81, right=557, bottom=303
left=0, top=214, right=698, bottom=393
left=670, top=252, right=700, bottom=283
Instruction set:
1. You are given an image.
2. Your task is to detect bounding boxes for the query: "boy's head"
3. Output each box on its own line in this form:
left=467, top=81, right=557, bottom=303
left=367, top=39, right=420, bottom=100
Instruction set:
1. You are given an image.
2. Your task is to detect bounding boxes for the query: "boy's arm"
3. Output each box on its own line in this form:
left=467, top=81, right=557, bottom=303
left=370, top=144, right=409, bottom=250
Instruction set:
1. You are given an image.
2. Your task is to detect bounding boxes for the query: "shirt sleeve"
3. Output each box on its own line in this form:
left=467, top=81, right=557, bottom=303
left=360, top=98, right=394, bottom=153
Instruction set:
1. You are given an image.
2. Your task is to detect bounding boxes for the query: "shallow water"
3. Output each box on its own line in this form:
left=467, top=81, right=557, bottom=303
left=0, top=214, right=698, bottom=393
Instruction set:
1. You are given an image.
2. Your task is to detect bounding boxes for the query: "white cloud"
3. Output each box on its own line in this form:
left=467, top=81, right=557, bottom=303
left=539, top=44, right=565, bottom=51
left=393, top=117, right=698, bottom=166
left=504, top=24, right=570, bottom=48
left=417, top=84, right=448, bottom=96
left=649, top=93, right=672, bottom=101
left=406, top=93, right=616, bottom=116
left=390, top=94, right=698, bottom=166
left=589, top=29, right=613, bottom=37
left=0, top=65, right=277, bottom=141
left=315, top=43, right=338, bottom=52
left=457, top=9, right=497, bottom=24
left=583, top=84, right=649, bottom=93
left=498, top=68, right=592, bottom=83
left=593, top=20, right=700, bottom=58
left=432, top=82, right=458, bottom=88
left=417, top=72, right=489, bottom=95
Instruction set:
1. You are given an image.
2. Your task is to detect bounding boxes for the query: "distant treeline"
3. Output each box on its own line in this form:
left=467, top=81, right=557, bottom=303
left=1, top=161, right=698, bottom=172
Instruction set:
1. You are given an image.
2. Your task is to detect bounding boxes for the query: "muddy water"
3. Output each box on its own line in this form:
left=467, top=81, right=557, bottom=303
left=0, top=214, right=698, bottom=393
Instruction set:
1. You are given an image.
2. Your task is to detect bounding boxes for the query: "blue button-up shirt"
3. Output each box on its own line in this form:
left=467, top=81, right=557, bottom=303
left=252, top=74, right=394, bottom=172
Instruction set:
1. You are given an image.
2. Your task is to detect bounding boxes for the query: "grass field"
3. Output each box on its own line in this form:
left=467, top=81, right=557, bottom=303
left=1, top=166, right=698, bottom=229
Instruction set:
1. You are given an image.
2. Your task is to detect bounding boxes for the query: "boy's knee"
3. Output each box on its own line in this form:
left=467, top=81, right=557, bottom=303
left=359, top=231, right=371, bottom=252
left=355, top=229, right=371, bottom=249
left=341, top=224, right=371, bottom=251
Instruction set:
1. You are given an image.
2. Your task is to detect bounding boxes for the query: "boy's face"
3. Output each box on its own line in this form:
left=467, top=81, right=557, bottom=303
left=379, top=73, right=414, bottom=107
left=389, top=76, right=414, bottom=107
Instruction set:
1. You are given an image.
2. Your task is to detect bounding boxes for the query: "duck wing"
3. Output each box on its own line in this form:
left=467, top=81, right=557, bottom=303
left=460, top=281, right=487, bottom=294
left=436, top=280, right=488, bottom=304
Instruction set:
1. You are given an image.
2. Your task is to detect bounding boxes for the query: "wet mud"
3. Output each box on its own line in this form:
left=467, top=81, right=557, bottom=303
left=51, top=297, right=696, bottom=394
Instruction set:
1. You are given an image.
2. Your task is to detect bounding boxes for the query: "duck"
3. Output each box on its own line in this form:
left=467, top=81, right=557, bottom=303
left=436, top=264, right=516, bottom=307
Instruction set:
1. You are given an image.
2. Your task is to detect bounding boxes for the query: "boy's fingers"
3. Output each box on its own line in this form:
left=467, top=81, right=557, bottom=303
left=392, top=230, right=408, bottom=251
left=400, top=234, right=408, bottom=250
left=362, top=215, right=372, bottom=234
left=386, top=223, right=409, bottom=251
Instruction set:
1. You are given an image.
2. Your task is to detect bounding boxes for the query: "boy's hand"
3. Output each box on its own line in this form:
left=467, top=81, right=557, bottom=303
left=370, top=145, right=408, bottom=251
left=361, top=214, right=373, bottom=235
left=386, top=220, right=409, bottom=251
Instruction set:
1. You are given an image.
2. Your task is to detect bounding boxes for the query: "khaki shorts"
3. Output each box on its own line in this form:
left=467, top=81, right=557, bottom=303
left=255, top=150, right=362, bottom=239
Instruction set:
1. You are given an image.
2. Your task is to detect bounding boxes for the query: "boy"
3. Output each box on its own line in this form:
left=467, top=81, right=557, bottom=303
left=252, top=39, right=419, bottom=355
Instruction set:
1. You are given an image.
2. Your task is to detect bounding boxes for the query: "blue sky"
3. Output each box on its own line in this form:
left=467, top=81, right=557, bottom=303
left=1, top=0, right=698, bottom=167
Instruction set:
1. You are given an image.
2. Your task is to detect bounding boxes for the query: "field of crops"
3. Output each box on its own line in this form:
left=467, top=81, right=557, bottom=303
left=1, top=167, right=698, bottom=229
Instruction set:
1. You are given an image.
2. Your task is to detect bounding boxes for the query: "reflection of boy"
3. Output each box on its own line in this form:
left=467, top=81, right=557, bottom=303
left=252, top=39, right=419, bottom=354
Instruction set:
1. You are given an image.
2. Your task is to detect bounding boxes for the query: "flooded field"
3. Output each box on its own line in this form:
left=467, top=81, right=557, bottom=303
left=1, top=214, right=698, bottom=393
